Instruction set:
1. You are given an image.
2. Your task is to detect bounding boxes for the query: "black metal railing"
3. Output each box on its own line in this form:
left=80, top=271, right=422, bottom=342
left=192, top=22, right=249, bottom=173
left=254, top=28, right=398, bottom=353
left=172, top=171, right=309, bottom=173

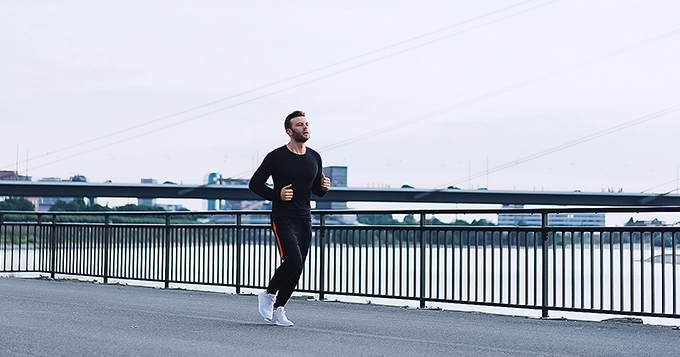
left=1, top=207, right=679, bottom=320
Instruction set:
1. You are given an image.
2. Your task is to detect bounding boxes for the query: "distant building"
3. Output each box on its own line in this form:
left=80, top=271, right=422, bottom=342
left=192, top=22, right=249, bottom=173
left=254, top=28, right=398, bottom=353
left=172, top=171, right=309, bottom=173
left=316, top=166, right=347, bottom=210
left=138, top=178, right=158, bottom=207
left=216, top=177, right=255, bottom=210
left=155, top=203, right=188, bottom=212
left=0, top=170, right=33, bottom=205
left=202, top=168, right=353, bottom=224
left=0, top=170, right=31, bottom=181
left=548, top=212, right=605, bottom=226
left=36, top=175, right=89, bottom=211
left=70, top=174, right=87, bottom=182
left=315, top=166, right=355, bottom=224
left=203, top=173, right=270, bottom=224
left=37, top=177, right=71, bottom=211
left=497, top=204, right=541, bottom=226
left=205, top=173, right=220, bottom=211
left=498, top=204, right=605, bottom=226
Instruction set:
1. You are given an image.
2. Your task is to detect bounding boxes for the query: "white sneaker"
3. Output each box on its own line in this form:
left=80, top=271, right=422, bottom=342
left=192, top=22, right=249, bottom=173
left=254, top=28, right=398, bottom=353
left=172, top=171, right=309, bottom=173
left=271, top=306, right=294, bottom=327
left=258, top=291, right=275, bottom=321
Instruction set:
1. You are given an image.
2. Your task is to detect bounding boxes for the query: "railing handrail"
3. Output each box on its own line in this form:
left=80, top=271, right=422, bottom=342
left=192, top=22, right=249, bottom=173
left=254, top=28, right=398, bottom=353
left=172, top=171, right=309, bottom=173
left=2, top=205, right=680, bottom=216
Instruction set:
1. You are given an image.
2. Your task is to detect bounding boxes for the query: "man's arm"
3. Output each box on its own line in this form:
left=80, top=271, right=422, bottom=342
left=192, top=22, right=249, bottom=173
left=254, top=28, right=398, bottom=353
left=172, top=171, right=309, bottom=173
left=311, top=163, right=329, bottom=198
left=249, top=154, right=277, bottom=201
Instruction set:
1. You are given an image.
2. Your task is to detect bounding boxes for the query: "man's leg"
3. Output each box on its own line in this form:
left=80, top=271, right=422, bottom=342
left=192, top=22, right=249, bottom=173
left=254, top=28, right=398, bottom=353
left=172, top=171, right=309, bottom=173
left=258, top=217, right=302, bottom=321
left=267, top=218, right=304, bottom=296
left=273, top=219, right=312, bottom=308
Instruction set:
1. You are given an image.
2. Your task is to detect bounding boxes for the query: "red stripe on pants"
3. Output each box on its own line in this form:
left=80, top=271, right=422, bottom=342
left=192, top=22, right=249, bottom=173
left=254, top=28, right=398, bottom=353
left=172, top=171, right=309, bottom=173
left=271, top=221, right=284, bottom=259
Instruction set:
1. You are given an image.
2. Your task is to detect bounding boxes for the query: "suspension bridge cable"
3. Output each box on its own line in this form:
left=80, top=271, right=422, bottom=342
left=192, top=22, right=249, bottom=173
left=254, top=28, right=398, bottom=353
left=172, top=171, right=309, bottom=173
left=641, top=179, right=680, bottom=194
left=410, top=105, right=680, bottom=199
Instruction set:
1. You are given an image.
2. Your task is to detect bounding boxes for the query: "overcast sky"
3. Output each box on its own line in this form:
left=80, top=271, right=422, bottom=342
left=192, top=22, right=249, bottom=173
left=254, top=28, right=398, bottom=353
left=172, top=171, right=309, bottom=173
left=1, top=0, right=679, bottom=201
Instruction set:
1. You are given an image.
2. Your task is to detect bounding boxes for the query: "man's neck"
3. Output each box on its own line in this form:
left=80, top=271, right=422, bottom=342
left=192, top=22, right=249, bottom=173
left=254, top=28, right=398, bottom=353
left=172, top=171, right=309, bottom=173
left=286, top=141, right=306, bottom=155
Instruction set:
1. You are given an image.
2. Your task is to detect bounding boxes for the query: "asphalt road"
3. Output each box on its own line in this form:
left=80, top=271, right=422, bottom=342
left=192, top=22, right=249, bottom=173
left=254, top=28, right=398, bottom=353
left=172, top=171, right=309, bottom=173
left=0, top=277, right=678, bottom=357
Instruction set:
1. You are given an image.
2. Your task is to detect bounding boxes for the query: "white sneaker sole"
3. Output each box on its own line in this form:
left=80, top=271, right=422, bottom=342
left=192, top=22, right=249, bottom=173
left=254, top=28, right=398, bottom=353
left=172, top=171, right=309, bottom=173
left=265, top=317, right=293, bottom=327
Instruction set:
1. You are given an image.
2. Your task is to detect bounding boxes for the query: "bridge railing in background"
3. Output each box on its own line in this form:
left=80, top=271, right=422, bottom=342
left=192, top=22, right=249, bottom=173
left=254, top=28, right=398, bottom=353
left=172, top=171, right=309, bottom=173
left=1, top=207, right=678, bottom=320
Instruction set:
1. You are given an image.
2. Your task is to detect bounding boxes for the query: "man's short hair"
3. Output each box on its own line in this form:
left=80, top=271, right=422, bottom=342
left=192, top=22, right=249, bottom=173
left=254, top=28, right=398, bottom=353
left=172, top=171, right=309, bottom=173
left=284, top=110, right=306, bottom=129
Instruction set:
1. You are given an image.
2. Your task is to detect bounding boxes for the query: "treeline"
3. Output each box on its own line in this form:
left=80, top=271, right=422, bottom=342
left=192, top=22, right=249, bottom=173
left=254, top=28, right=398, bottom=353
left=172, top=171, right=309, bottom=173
left=50, top=199, right=165, bottom=212
left=356, top=213, right=495, bottom=226
left=0, top=198, right=199, bottom=224
left=0, top=197, right=167, bottom=212
left=0, top=197, right=35, bottom=211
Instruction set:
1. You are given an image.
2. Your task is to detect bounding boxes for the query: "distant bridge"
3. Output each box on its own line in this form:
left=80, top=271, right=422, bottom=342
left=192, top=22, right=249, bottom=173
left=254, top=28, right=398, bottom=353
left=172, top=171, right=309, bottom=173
left=2, top=180, right=680, bottom=206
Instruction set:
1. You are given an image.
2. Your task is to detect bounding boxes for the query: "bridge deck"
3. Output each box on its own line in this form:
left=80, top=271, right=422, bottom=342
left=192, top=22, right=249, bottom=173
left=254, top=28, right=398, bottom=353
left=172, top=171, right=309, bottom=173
left=0, top=277, right=677, bottom=357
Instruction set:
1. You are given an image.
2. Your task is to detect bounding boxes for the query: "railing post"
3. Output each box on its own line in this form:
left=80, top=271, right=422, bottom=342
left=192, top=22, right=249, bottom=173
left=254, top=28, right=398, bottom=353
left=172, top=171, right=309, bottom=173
left=36, top=213, right=42, bottom=273
left=318, top=213, right=326, bottom=302
left=419, top=213, right=427, bottom=309
left=0, top=213, right=3, bottom=272
left=164, top=214, right=171, bottom=289
left=541, top=212, right=550, bottom=318
left=103, top=214, right=110, bottom=284
left=235, top=213, right=242, bottom=294
left=50, top=214, right=56, bottom=280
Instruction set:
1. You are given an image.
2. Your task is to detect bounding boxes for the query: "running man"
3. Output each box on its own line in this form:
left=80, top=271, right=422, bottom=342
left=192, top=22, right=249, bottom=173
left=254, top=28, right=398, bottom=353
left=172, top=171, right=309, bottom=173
left=249, top=110, right=331, bottom=326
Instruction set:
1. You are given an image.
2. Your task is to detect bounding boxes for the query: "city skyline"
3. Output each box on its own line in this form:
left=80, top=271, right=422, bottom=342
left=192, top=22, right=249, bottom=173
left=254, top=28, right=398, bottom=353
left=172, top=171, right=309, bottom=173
left=1, top=1, right=679, bottom=202
left=2, top=168, right=679, bottom=227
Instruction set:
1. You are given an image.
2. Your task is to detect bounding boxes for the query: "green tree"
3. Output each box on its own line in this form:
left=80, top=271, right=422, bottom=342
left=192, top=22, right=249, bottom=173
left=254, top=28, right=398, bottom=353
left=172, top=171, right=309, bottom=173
left=48, top=200, right=69, bottom=211
left=0, top=197, right=35, bottom=211
left=426, top=216, right=446, bottom=225
left=49, top=200, right=164, bottom=212
left=402, top=214, right=417, bottom=225
left=88, top=204, right=112, bottom=212
left=49, top=199, right=88, bottom=211
left=471, top=219, right=495, bottom=226
left=357, top=214, right=399, bottom=225
left=67, top=199, right=88, bottom=211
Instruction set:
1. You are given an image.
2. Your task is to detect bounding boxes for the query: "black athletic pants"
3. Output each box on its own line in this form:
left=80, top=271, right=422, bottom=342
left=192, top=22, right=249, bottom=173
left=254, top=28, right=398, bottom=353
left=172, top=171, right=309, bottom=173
left=266, top=217, right=312, bottom=308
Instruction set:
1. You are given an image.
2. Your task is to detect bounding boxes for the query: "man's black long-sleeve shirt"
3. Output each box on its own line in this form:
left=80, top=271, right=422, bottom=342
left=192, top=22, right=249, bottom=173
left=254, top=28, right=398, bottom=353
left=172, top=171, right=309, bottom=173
left=249, top=145, right=327, bottom=219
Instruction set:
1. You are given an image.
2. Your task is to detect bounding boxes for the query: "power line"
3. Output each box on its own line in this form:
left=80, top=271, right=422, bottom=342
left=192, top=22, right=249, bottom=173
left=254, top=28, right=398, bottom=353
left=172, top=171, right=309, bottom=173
left=317, top=27, right=680, bottom=153
left=1, top=0, right=542, bottom=171
left=223, top=25, right=680, bottom=179
left=641, top=179, right=680, bottom=194
left=435, top=105, right=680, bottom=191
left=21, top=2, right=680, bottom=188
left=640, top=165, right=680, bottom=194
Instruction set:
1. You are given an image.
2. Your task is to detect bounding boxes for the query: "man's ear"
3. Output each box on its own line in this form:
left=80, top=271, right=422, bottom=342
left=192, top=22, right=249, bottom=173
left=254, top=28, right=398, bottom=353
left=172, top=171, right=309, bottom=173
left=285, top=128, right=292, bottom=135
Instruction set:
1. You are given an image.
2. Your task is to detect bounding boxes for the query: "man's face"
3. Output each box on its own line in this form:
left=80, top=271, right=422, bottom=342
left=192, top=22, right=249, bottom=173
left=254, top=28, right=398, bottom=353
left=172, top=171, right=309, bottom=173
left=288, top=117, right=310, bottom=143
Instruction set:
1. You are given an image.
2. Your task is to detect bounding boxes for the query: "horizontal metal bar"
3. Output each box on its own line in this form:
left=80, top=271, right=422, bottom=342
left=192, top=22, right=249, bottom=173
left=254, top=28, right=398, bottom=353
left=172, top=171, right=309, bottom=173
left=3, top=181, right=680, bottom=206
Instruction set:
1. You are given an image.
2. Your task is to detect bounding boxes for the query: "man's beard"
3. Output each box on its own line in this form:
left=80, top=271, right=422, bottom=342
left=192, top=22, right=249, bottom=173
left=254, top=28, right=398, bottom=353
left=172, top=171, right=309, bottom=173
left=292, top=131, right=309, bottom=143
